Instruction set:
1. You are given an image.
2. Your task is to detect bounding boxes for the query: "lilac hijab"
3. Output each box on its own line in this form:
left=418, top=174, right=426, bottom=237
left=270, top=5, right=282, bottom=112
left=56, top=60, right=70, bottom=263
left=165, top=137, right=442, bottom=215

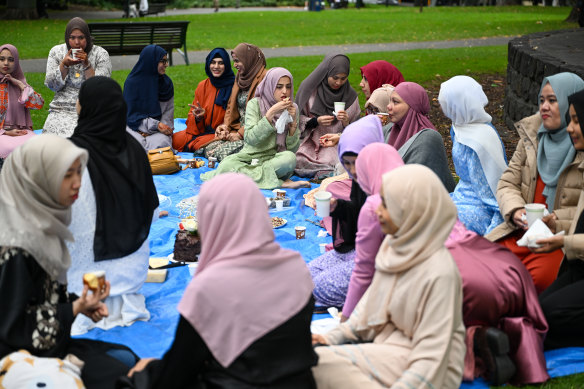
left=0, top=44, right=33, bottom=129
left=254, top=67, right=298, bottom=152
left=177, top=173, right=313, bottom=367
left=337, top=115, right=384, bottom=178
left=387, top=82, right=436, bottom=150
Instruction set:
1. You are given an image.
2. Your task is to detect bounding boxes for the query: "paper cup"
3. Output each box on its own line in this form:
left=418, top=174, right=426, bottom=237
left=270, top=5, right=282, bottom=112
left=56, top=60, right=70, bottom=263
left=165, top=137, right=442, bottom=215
left=71, top=48, right=81, bottom=60
left=525, top=203, right=546, bottom=228
left=208, top=157, right=217, bottom=168
left=314, top=191, right=332, bottom=218
left=275, top=199, right=284, bottom=211
left=295, top=226, right=306, bottom=239
left=319, top=243, right=327, bottom=254
left=188, top=263, right=199, bottom=277
left=334, top=102, right=345, bottom=112
left=272, top=189, right=286, bottom=199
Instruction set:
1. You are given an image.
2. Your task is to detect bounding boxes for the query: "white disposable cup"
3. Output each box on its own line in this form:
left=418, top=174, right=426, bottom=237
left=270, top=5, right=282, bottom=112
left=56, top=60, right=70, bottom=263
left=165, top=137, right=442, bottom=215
left=525, top=203, right=546, bottom=228
left=275, top=199, right=283, bottom=211
left=71, top=48, right=81, bottom=60
left=334, top=101, right=345, bottom=112
left=319, top=243, right=327, bottom=254
left=188, top=263, right=198, bottom=277
left=315, top=191, right=332, bottom=218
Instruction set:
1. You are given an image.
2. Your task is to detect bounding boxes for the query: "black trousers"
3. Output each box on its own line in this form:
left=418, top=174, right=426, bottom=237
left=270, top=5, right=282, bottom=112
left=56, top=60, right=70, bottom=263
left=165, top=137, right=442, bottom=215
left=539, top=259, right=584, bottom=350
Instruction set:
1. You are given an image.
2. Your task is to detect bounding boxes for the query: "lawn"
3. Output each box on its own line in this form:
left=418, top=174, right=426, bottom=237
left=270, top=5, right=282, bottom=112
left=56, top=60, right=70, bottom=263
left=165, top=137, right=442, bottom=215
left=2, top=6, right=577, bottom=59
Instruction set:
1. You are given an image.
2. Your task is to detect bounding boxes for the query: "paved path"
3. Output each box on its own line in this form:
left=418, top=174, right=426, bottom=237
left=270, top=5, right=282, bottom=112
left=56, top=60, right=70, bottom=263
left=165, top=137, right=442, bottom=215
left=20, top=36, right=513, bottom=73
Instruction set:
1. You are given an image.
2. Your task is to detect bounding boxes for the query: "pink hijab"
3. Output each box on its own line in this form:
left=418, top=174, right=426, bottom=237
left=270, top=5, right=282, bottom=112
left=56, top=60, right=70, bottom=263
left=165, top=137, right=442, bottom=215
left=387, top=82, right=435, bottom=150
left=0, top=44, right=33, bottom=129
left=356, top=143, right=404, bottom=196
left=177, top=173, right=313, bottom=367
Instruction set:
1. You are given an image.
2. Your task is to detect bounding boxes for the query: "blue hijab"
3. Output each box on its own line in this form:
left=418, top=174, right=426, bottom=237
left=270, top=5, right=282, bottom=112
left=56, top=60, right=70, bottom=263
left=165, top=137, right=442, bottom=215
left=205, top=48, right=235, bottom=109
left=124, top=45, right=174, bottom=131
left=537, top=72, right=584, bottom=211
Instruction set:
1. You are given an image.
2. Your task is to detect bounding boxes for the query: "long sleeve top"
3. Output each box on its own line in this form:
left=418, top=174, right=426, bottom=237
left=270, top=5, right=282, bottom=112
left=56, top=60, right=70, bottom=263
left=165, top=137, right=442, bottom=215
left=0, top=82, right=43, bottom=131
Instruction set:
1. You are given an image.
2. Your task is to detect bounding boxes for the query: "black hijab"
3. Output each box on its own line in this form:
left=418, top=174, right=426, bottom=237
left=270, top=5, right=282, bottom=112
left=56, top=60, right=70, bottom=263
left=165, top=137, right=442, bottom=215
left=65, top=17, right=93, bottom=54
left=70, top=76, right=159, bottom=261
left=205, top=48, right=235, bottom=109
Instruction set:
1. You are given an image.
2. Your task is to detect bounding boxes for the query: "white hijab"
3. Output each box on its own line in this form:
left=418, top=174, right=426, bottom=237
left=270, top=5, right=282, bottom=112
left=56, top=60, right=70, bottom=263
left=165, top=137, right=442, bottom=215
left=438, top=75, right=507, bottom=195
left=0, top=135, right=88, bottom=283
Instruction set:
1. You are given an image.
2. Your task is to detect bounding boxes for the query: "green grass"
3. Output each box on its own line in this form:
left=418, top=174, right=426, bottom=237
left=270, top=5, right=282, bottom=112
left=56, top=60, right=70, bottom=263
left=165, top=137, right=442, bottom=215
left=2, top=6, right=576, bottom=59
left=496, top=373, right=584, bottom=388
left=26, top=44, right=507, bottom=128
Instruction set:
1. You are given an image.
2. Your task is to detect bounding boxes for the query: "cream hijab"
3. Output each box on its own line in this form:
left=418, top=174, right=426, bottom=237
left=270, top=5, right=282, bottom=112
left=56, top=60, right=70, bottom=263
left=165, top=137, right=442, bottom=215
left=0, top=135, right=88, bottom=283
left=357, top=164, right=457, bottom=329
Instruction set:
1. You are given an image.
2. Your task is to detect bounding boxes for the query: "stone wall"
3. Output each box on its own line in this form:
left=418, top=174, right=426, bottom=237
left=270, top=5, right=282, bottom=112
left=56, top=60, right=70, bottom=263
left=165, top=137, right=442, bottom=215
left=504, top=29, right=584, bottom=130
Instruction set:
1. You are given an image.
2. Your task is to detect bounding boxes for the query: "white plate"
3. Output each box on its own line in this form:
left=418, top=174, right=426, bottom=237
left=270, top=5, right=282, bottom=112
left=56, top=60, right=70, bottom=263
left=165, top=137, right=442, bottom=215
left=271, top=217, right=287, bottom=229
left=167, top=253, right=199, bottom=263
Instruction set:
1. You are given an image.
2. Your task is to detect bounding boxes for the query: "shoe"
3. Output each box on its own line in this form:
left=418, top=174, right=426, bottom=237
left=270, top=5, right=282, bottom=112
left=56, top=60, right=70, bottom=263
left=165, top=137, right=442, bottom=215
left=474, top=327, right=516, bottom=385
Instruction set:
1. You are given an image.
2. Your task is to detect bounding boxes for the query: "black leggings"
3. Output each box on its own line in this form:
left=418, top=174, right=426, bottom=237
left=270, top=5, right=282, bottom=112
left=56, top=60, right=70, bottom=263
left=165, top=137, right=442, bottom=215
left=539, top=259, right=584, bottom=350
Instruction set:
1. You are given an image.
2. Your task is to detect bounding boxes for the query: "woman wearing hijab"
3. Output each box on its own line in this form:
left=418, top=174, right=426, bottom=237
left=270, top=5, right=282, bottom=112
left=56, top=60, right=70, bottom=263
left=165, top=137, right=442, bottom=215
left=44, top=17, right=112, bottom=137
left=201, top=68, right=309, bottom=190
left=308, top=115, right=383, bottom=309
left=311, top=164, right=465, bottom=389
left=0, top=135, right=138, bottom=389
left=364, top=85, right=394, bottom=142
left=386, top=81, right=456, bottom=192
left=439, top=75, right=507, bottom=235
left=121, top=173, right=317, bottom=388
left=487, top=72, right=584, bottom=293
left=537, top=90, right=584, bottom=349
left=124, top=45, right=174, bottom=151
left=294, top=53, right=360, bottom=179
left=205, top=43, right=267, bottom=161
left=0, top=44, right=44, bottom=162
left=172, top=48, right=235, bottom=152
left=359, top=60, right=404, bottom=99
left=67, top=76, right=159, bottom=335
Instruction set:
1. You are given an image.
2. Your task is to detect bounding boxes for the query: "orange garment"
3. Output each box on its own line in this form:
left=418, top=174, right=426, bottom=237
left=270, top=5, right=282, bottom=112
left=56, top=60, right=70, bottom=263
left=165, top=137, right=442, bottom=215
left=498, top=175, right=564, bottom=294
left=172, top=79, right=226, bottom=152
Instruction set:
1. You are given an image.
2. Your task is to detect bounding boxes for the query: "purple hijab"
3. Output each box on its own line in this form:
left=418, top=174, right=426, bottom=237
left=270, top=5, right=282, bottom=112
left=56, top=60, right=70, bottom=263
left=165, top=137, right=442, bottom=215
left=337, top=115, right=384, bottom=175
left=0, top=44, right=33, bottom=129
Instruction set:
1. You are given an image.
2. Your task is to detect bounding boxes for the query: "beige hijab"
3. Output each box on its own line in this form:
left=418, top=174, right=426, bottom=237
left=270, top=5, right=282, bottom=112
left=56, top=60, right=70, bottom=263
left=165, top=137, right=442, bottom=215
left=357, top=164, right=457, bottom=329
left=364, top=84, right=394, bottom=113
left=0, top=135, right=88, bottom=283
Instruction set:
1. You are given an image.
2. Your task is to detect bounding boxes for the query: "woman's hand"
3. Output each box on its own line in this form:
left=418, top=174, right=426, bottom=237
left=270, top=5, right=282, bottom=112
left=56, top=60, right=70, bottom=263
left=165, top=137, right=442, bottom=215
left=287, top=104, right=297, bottom=119
left=339, top=314, right=349, bottom=323
left=532, top=235, right=565, bottom=253
left=127, top=358, right=157, bottom=377
left=312, top=333, right=329, bottom=346
left=319, top=133, right=340, bottom=148
left=3, top=129, right=28, bottom=137
left=542, top=213, right=558, bottom=234
left=158, top=122, right=173, bottom=136
left=512, top=208, right=528, bottom=230
left=2, top=74, right=25, bottom=91
left=215, top=124, right=228, bottom=140
left=73, top=282, right=110, bottom=321
left=266, top=99, right=293, bottom=122
left=61, top=49, right=82, bottom=68
left=75, top=49, right=89, bottom=67
left=189, top=103, right=205, bottom=121
left=336, top=110, right=349, bottom=127
left=227, top=132, right=242, bottom=142
left=317, top=115, right=335, bottom=127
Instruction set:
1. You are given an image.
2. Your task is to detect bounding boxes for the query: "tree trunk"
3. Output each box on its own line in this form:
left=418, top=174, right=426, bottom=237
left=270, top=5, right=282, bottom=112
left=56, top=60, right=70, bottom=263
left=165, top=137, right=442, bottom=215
left=4, top=0, right=38, bottom=19
left=565, top=4, right=578, bottom=23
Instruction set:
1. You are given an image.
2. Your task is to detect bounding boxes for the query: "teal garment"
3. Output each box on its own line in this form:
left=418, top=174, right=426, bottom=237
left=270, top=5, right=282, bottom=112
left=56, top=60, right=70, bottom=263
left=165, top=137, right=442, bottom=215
left=201, top=98, right=300, bottom=189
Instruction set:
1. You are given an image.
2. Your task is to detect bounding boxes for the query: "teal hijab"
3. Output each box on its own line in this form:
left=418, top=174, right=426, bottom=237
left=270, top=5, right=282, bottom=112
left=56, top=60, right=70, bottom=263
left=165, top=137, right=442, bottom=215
left=537, top=72, right=584, bottom=211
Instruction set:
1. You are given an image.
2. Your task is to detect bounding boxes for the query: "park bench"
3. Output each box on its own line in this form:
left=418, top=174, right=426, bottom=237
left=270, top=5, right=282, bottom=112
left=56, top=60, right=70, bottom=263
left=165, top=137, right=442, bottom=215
left=88, top=21, right=190, bottom=66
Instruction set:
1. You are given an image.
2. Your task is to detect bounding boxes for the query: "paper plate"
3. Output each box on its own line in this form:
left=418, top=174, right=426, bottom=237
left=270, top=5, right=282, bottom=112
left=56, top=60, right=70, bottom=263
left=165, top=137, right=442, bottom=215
left=271, top=217, right=287, bottom=229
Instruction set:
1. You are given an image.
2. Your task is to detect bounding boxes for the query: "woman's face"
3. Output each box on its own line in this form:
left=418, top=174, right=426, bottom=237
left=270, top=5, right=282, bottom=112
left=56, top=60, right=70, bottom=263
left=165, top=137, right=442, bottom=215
left=567, top=104, right=584, bottom=150
left=387, top=91, right=410, bottom=124
left=0, top=49, right=15, bottom=76
left=341, top=154, right=358, bottom=179
left=158, top=55, right=169, bottom=75
left=539, top=83, right=562, bottom=130
left=360, top=76, right=371, bottom=99
left=273, top=76, right=292, bottom=102
left=327, top=73, right=348, bottom=91
left=58, top=157, right=83, bottom=207
left=377, top=186, right=399, bottom=235
left=68, top=28, right=87, bottom=50
left=209, top=56, right=225, bottom=78
left=232, top=53, right=244, bottom=73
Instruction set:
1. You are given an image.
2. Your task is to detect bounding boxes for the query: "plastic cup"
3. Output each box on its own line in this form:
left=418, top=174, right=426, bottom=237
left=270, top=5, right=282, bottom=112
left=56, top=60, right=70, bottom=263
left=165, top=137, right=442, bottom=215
left=188, top=263, right=198, bottom=277
left=295, top=226, right=306, bottom=239
left=314, top=191, right=332, bottom=218
left=525, top=203, right=546, bottom=228
left=319, top=243, right=327, bottom=254
left=275, top=199, right=284, bottom=211
left=71, top=48, right=81, bottom=60
left=334, top=102, right=345, bottom=113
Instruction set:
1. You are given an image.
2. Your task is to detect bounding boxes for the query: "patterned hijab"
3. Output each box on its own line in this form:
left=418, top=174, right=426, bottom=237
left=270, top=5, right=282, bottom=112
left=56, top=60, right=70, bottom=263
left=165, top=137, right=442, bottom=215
left=205, top=48, right=235, bottom=109
left=231, top=43, right=266, bottom=90
left=0, top=44, right=33, bottom=129
left=64, top=17, right=93, bottom=54
left=296, top=53, right=358, bottom=117
left=0, top=135, right=88, bottom=283
left=178, top=174, right=313, bottom=368
left=360, top=60, right=404, bottom=93
left=387, top=82, right=436, bottom=150
left=536, top=72, right=584, bottom=211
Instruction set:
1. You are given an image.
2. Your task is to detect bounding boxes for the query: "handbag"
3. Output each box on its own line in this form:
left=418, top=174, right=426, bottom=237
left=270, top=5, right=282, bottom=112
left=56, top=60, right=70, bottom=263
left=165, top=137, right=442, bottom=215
left=147, top=147, right=179, bottom=175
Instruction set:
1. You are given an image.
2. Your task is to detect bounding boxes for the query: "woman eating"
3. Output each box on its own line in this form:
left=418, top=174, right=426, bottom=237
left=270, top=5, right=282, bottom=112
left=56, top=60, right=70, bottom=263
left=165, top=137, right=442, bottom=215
left=124, top=45, right=174, bottom=151
left=43, top=17, right=111, bottom=137
left=172, top=48, right=235, bottom=153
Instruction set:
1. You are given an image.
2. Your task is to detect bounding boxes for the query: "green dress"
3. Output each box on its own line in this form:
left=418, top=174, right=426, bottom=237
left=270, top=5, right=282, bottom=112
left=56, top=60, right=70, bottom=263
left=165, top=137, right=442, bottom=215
left=201, top=98, right=300, bottom=189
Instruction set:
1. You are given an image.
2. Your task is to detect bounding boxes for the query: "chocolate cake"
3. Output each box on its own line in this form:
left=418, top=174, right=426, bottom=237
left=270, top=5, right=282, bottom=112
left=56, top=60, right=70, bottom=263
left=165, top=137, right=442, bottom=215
left=173, top=230, right=201, bottom=262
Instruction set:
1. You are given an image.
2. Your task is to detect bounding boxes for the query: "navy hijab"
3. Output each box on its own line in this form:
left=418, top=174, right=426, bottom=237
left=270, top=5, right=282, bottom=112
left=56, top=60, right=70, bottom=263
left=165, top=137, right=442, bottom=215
left=205, top=48, right=235, bottom=109
left=124, top=45, right=174, bottom=131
